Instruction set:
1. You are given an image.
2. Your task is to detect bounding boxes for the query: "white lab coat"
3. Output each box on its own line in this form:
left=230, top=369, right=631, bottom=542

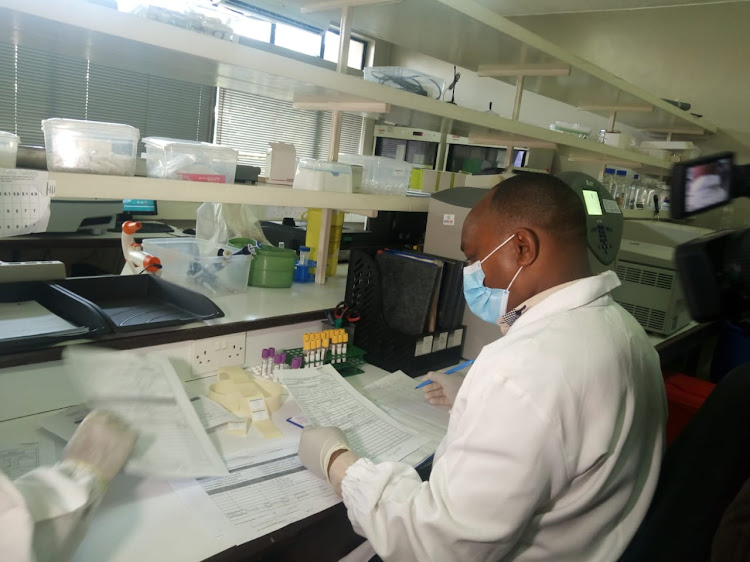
left=341, top=271, right=666, bottom=561
left=0, top=464, right=100, bottom=562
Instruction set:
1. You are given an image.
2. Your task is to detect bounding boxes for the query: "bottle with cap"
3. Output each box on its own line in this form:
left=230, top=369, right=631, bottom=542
left=261, top=348, right=270, bottom=377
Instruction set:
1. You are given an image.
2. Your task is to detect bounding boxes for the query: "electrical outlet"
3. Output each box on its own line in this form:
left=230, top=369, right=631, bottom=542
left=191, top=333, right=246, bottom=376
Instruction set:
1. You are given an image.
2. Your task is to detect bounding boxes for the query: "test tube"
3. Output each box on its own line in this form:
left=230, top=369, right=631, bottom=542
left=322, top=338, right=329, bottom=365
left=261, top=348, right=269, bottom=377
left=273, top=354, right=282, bottom=380
left=314, top=339, right=322, bottom=366
left=303, top=341, right=311, bottom=366
left=280, top=352, right=287, bottom=369
left=342, top=333, right=349, bottom=357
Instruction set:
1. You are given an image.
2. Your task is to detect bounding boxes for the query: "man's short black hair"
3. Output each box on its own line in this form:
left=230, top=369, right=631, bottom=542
left=488, top=174, right=587, bottom=243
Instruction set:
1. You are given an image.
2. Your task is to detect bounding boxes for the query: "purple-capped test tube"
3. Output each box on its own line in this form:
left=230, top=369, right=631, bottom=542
left=261, top=348, right=269, bottom=377
left=280, top=352, right=287, bottom=368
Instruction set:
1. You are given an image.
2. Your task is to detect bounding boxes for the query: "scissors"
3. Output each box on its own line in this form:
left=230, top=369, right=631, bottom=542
left=333, top=301, right=361, bottom=328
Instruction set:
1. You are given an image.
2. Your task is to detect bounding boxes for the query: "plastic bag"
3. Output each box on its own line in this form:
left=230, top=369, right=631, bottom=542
left=196, top=202, right=269, bottom=248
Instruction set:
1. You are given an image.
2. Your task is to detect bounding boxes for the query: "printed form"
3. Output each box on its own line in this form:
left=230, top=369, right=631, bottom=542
left=279, top=366, right=428, bottom=463
left=190, top=444, right=341, bottom=544
left=64, top=347, right=228, bottom=478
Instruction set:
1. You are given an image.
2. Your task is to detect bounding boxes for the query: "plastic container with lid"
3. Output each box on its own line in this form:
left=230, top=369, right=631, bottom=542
left=293, top=159, right=353, bottom=192
left=228, top=238, right=296, bottom=288
left=364, top=67, right=445, bottom=100
left=0, top=131, right=19, bottom=168
left=141, top=238, right=251, bottom=297
left=338, top=154, right=413, bottom=196
left=41, top=118, right=140, bottom=175
left=143, top=137, right=238, bottom=183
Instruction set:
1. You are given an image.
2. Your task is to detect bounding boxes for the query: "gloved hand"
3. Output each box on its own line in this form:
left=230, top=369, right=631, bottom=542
left=421, top=371, right=466, bottom=407
left=63, top=410, right=138, bottom=486
left=298, top=426, right=350, bottom=483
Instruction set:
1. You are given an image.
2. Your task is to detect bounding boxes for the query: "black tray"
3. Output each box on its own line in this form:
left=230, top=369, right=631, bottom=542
left=53, top=275, right=224, bottom=331
left=0, top=281, right=110, bottom=354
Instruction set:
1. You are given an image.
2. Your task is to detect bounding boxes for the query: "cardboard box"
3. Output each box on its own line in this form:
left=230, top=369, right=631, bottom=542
left=265, top=142, right=296, bottom=185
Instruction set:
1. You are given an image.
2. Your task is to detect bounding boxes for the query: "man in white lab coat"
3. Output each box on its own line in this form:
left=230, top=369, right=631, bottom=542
left=299, top=174, right=666, bottom=561
left=0, top=410, right=136, bottom=562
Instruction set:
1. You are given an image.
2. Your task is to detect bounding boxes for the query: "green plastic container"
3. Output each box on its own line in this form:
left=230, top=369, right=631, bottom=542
left=229, top=238, right=296, bottom=288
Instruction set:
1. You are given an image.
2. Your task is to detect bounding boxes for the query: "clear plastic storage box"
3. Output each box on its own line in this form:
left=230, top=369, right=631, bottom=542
left=0, top=131, right=19, bottom=168
left=143, top=137, right=238, bottom=183
left=338, top=154, right=413, bottom=196
left=41, top=119, right=140, bottom=175
left=142, top=238, right=252, bottom=297
left=364, top=67, right=446, bottom=100
left=293, top=158, right=353, bottom=192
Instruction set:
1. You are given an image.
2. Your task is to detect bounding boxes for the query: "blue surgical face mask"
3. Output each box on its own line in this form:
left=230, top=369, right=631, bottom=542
left=463, top=234, right=523, bottom=325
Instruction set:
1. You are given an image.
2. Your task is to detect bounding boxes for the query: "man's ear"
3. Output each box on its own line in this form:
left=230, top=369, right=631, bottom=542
left=513, top=228, right=540, bottom=267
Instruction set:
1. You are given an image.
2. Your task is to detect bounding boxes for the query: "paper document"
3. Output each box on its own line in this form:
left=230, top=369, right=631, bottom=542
left=361, top=370, right=450, bottom=443
left=0, top=443, right=42, bottom=480
left=0, top=169, right=53, bottom=236
left=279, top=366, right=427, bottom=463
left=193, top=444, right=341, bottom=544
left=0, top=301, right=88, bottom=341
left=190, top=395, right=242, bottom=430
left=64, top=348, right=228, bottom=478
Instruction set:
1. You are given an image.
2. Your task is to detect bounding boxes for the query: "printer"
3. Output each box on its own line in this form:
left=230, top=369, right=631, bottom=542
left=46, top=200, right=122, bottom=235
left=612, top=220, right=712, bottom=336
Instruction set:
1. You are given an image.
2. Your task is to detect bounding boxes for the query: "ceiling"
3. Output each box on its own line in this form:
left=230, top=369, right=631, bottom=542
left=475, top=0, right=749, bottom=16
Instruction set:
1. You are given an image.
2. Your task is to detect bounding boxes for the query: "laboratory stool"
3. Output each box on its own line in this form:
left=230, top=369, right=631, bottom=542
left=620, top=364, right=750, bottom=562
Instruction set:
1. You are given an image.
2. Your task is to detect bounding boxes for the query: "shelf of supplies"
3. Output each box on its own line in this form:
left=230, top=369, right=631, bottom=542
left=336, top=0, right=717, bottom=134
left=49, top=173, right=431, bottom=213
left=0, top=1, right=676, bottom=171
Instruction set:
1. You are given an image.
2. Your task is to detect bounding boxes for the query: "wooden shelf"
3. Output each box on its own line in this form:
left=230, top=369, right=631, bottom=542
left=0, top=0, right=682, bottom=171
left=50, top=173, right=430, bottom=213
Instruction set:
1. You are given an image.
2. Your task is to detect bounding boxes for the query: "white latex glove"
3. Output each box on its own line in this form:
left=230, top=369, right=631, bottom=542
left=421, top=371, right=466, bottom=407
left=298, top=426, right=350, bottom=484
left=63, top=410, right=138, bottom=487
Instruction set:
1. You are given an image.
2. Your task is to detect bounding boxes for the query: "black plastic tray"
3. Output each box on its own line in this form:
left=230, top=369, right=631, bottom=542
left=53, top=275, right=224, bottom=331
left=0, top=281, right=110, bottom=354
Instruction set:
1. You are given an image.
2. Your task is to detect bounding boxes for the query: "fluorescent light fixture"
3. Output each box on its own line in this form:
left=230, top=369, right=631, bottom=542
left=301, top=0, right=401, bottom=13
left=477, top=63, right=571, bottom=77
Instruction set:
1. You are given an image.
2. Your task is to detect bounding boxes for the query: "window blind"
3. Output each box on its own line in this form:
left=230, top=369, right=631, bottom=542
left=0, top=42, right=214, bottom=148
left=216, top=88, right=363, bottom=173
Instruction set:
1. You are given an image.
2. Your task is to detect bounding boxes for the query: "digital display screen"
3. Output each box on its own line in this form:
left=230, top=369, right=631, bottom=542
left=582, top=190, right=603, bottom=216
left=123, top=199, right=157, bottom=215
left=684, top=156, right=732, bottom=213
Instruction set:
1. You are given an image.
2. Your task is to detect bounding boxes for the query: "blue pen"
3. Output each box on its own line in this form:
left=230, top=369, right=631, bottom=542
left=415, top=359, right=475, bottom=389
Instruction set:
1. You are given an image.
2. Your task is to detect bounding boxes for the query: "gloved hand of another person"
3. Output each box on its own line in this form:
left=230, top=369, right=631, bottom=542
left=63, top=410, right=138, bottom=486
left=421, top=371, right=466, bottom=407
left=298, top=426, right=350, bottom=484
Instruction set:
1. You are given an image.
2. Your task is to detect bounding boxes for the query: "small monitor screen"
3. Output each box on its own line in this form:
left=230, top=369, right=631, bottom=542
left=513, top=149, right=526, bottom=167
left=123, top=199, right=157, bottom=215
left=684, top=156, right=732, bottom=213
left=582, top=190, right=603, bottom=216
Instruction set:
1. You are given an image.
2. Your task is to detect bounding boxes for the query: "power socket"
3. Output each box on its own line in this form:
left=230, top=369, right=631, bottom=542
left=191, top=333, right=246, bottom=376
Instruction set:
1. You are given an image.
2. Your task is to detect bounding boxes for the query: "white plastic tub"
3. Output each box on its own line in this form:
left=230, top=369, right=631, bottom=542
left=0, top=131, right=19, bottom=168
left=293, top=158, right=353, bottom=192
left=143, top=137, right=238, bottom=183
left=41, top=118, right=140, bottom=175
left=142, top=238, right=251, bottom=297
left=338, top=154, right=413, bottom=195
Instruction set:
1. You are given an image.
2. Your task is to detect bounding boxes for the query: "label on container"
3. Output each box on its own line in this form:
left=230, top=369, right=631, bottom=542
left=602, top=199, right=621, bottom=214
left=414, top=335, right=434, bottom=357
left=178, top=172, right=226, bottom=183
left=443, top=214, right=455, bottom=226
left=448, top=328, right=464, bottom=348
left=432, top=332, right=448, bottom=352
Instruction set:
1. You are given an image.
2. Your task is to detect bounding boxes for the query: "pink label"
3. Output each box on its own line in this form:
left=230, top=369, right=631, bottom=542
left=178, top=173, right=226, bottom=183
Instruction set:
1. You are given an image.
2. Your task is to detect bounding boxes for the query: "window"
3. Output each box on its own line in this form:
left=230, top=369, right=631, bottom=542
left=0, top=42, right=214, bottom=148
left=323, top=31, right=366, bottom=70
left=225, top=1, right=368, bottom=70
left=216, top=88, right=363, bottom=174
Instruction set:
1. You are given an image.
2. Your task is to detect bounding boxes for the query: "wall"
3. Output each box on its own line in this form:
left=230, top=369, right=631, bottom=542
left=510, top=3, right=750, bottom=162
